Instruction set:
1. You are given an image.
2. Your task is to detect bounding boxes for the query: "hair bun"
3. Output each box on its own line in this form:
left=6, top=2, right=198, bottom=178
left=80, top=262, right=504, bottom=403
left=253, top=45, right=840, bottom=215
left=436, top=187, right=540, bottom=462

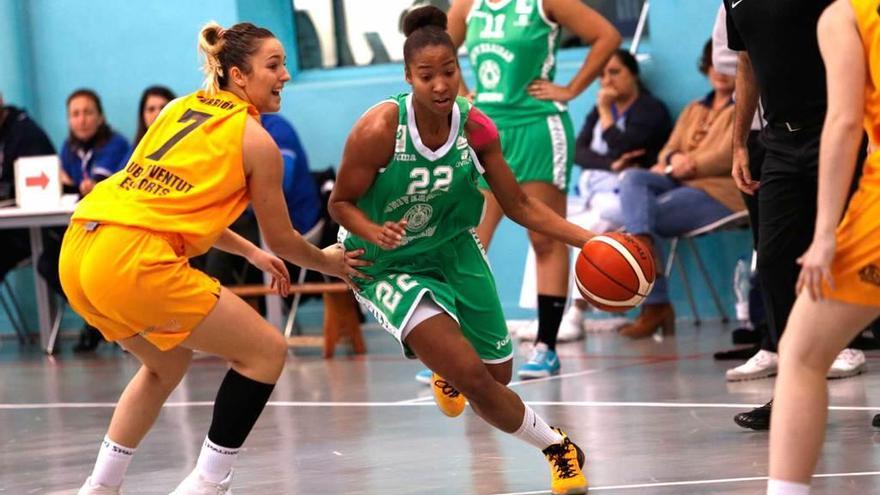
left=402, top=5, right=447, bottom=37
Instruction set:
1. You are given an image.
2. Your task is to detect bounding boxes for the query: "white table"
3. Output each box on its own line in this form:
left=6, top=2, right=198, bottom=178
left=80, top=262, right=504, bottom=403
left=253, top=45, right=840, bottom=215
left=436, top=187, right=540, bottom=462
left=0, top=203, right=75, bottom=353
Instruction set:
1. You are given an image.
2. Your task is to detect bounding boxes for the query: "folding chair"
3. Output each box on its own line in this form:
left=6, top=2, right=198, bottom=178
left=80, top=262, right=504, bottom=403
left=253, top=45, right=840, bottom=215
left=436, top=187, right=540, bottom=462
left=665, top=210, right=750, bottom=325
left=0, top=279, right=29, bottom=344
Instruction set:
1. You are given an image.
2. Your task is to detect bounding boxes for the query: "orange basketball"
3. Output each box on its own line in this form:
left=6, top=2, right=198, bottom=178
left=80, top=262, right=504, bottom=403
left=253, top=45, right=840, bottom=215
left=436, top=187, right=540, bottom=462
left=574, top=232, right=656, bottom=313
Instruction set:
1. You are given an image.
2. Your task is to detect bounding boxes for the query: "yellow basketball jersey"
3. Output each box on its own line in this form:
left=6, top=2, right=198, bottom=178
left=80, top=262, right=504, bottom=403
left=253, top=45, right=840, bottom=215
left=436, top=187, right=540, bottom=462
left=853, top=0, right=880, bottom=185
left=72, top=90, right=258, bottom=256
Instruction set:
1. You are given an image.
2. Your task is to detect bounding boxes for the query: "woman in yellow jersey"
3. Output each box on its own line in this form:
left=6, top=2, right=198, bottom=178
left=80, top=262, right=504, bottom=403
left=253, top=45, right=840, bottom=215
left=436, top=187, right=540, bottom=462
left=65, top=22, right=367, bottom=495
left=767, top=1, right=880, bottom=493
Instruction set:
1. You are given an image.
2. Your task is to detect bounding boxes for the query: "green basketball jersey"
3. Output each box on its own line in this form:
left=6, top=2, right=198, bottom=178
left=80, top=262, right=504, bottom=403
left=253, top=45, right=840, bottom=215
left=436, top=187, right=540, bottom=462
left=340, top=93, right=485, bottom=271
left=465, top=0, right=565, bottom=128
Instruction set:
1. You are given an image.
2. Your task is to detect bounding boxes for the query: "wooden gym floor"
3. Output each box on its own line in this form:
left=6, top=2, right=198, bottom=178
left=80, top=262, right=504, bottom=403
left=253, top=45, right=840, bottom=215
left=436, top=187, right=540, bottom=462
left=1, top=321, right=879, bottom=494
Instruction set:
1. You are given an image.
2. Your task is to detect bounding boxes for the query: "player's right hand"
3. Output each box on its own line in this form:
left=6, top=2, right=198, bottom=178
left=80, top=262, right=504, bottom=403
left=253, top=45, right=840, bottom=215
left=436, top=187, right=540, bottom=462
left=796, top=235, right=836, bottom=301
left=732, top=146, right=759, bottom=195
left=375, top=220, right=408, bottom=250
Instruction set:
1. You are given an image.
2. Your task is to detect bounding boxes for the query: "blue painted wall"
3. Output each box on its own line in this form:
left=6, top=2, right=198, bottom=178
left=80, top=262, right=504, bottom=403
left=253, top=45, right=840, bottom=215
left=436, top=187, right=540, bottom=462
left=0, top=0, right=751, bottom=335
left=0, top=0, right=34, bottom=110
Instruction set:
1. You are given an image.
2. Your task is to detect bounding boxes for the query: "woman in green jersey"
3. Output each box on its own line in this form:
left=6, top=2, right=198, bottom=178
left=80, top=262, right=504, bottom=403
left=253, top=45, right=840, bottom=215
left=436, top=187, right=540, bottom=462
left=330, top=7, right=594, bottom=495
left=446, top=0, right=620, bottom=379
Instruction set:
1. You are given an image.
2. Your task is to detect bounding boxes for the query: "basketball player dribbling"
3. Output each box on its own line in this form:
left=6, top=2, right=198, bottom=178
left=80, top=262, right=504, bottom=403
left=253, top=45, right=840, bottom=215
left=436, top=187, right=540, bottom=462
left=768, top=1, right=880, bottom=493
left=329, top=6, right=596, bottom=494
left=63, top=22, right=367, bottom=495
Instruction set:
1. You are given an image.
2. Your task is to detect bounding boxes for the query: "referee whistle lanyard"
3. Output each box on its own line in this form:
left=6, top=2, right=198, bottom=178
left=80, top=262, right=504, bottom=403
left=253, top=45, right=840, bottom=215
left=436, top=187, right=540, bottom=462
left=76, top=147, right=94, bottom=181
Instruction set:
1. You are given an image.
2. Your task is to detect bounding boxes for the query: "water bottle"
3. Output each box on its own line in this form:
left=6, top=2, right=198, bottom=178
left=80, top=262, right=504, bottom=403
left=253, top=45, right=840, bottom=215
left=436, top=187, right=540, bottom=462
left=733, top=256, right=751, bottom=326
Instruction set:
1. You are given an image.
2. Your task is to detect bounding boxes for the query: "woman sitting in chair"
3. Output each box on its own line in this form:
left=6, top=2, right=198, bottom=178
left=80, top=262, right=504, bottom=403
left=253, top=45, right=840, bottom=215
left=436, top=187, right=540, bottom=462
left=615, top=40, right=745, bottom=339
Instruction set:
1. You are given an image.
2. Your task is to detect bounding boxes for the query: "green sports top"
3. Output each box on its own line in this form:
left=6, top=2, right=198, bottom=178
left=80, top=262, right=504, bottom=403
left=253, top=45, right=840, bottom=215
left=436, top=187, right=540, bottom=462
left=339, top=93, right=486, bottom=270
left=465, top=0, right=566, bottom=127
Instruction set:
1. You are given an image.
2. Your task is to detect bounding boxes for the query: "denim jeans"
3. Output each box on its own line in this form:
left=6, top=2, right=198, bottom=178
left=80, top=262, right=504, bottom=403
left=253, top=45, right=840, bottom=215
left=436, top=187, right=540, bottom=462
left=615, top=168, right=733, bottom=304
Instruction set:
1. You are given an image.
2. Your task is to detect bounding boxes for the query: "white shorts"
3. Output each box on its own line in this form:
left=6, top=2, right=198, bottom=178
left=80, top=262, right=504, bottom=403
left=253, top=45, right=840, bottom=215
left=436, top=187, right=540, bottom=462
left=399, top=296, right=446, bottom=342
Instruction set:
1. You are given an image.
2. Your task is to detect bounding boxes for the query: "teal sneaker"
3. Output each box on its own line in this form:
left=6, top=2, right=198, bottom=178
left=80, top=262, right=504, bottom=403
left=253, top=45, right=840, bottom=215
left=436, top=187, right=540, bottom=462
left=415, top=368, right=432, bottom=385
left=517, top=343, right=561, bottom=379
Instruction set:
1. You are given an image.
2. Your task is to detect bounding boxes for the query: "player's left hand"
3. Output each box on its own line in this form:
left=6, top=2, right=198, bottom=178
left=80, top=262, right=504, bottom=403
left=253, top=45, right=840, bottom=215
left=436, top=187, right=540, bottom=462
left=528, top=79, right=576, bottom=102
left=796, top=236, right=836, bottom=301
left=248, top=249, right=291, bottom=297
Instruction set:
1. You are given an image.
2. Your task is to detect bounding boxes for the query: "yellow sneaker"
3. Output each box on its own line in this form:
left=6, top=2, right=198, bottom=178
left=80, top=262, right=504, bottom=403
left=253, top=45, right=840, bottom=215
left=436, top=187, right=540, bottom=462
left=431, top=373, right=465, bottom=417
left=542, top=428, right=587, bottom=495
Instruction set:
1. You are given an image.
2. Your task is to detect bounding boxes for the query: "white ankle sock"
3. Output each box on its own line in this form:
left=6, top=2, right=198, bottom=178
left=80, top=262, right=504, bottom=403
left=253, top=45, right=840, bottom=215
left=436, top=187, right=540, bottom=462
left=512, top=405, right=564, bottom=450
left=90, top=435, right=136, bottom=487
left=767, top=479, right=810, bottom=495
left=196, top=437, right=240, bottom=483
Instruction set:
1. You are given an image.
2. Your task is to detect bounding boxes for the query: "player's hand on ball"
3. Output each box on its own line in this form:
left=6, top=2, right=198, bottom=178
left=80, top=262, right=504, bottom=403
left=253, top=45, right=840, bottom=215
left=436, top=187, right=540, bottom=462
left=375, top=220, right=408, bottom=250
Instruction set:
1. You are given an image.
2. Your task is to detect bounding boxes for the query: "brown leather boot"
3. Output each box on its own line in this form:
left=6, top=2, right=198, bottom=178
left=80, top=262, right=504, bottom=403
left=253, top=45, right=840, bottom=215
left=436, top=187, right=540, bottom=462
left=619, top=303, right=675, bottom=339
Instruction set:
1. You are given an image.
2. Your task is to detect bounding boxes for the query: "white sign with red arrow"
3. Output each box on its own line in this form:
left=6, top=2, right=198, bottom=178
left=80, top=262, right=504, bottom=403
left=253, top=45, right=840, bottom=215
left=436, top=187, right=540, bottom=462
left=14, top=155, right=61, bottom=209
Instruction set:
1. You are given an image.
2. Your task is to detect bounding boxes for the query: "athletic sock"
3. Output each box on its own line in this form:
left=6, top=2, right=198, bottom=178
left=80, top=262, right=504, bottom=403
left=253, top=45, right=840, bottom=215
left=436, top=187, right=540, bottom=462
left=194, top=369, right=275, bottom=482
left=511, top=404, right=564, bottom=450
left=536, top=294, right=566, bottom=350
left=767, top=479, right=810, bottom=495
left=207, top=368, right=275, bottom=448
left=89, top=435, right=136, bottom=487
left=196, top=437, right=240, bottom=483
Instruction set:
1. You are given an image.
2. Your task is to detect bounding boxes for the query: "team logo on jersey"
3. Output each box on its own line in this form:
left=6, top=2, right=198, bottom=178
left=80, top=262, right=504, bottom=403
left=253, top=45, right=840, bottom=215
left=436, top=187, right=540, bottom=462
left=479, top=60, right=502, bottom=90
left=394, top=153, right=417, bottom=162
left=395, top=125, right=407, bottom=153
left=403, top=203, right=433, bottom=232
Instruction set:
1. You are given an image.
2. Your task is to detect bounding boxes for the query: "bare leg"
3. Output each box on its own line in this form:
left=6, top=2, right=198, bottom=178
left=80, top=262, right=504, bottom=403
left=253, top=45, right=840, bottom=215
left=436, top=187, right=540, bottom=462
left=106, top=287, right=287, bottom=448
left=106, top=339, right=193, bottom=447
left=769, top=294, right=879, bottom=484
left=521, top=182, right=569, bottom=299
left=485, top=360, right=513, bottom=385
left=405, top=313, right=524, bottom=432
left=476, top=190, right=505, bottom=248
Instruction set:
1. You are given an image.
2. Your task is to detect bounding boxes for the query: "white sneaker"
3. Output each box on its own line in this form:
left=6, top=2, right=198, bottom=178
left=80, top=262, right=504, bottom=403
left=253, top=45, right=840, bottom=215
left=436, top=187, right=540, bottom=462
left=557, top=308, right=586, bottom=342
left=827, top=348, right=866, bottom=379
left=169, top=469, right=233, bottom=495
left=726, top=350, right=779, bottom=382
left=77, top=477, right=121, bottom=495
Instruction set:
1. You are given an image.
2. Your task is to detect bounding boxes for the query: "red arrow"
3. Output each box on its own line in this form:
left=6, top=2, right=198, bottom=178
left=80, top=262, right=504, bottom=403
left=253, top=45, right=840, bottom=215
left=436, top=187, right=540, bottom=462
left=25, top=171, right=49, bottom=189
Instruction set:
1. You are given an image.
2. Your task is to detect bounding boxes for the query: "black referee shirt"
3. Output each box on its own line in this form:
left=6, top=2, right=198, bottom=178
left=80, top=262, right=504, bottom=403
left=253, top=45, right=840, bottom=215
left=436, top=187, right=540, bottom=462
left=723, top=0, right=833, bottom=126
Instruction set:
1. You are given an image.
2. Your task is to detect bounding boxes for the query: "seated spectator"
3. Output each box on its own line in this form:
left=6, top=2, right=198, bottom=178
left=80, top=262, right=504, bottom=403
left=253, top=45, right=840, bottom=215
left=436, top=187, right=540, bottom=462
left=57, top=88, right=129, bottom=351
left=520, top=52, right=672, bottom=341
left=199, top=113, right=321, bottom=289
left=575, top=49, right=672, bottom=173
left=615, top=40, right=745, bottom=339
left=0, top=92, right=55, bottom=286
left=131, top=85, right=176, bottom=151
left=60, top=89, right=129, bottom=198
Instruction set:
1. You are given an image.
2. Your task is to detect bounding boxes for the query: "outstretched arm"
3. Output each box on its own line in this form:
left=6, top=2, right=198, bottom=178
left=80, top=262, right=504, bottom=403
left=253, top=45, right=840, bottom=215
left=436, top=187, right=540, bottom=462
left=243, top=118, right=368, bottom=285
left=469, top=109, right=594, bottom=248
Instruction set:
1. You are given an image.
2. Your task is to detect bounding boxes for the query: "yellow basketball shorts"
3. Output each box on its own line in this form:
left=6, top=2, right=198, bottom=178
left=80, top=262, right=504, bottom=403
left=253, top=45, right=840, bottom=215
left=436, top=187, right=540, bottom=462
left=59, top=220, right=220, bottom=350
left=826, top=185, right=880, bottom=307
